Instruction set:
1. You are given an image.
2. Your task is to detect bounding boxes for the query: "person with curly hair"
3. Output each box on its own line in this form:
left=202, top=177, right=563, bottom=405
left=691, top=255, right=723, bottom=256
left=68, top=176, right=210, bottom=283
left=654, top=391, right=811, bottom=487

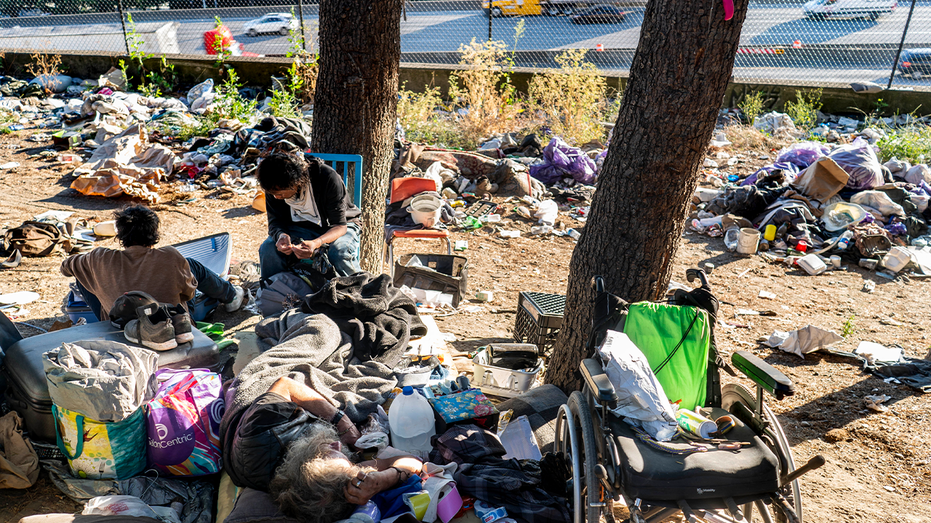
left=224, top=376, right=423, bottom=523
left=60, top=204, right=245, bottom=322
left=256, top=153, right=362, bottom=279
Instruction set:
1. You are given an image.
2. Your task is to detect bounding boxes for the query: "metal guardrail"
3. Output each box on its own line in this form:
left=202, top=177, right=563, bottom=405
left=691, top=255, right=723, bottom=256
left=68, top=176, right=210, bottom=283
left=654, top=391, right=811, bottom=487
left=0, top=0, right=928, bottom=90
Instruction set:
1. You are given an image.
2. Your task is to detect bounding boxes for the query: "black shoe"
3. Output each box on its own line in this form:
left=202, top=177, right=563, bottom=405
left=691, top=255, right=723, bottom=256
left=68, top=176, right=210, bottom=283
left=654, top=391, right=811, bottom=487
left=124, top=305, right=177, bottom=351
left=170, top=311, right=194, bottom=344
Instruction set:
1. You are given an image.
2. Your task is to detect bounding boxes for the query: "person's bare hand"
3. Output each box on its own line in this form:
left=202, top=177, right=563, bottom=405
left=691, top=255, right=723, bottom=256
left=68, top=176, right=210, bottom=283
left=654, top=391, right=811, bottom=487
left=291, top=239, right=318, bottom=260
left=276, top=234, right=293, bottom=255
left=343, top=469, right=389, bottom=505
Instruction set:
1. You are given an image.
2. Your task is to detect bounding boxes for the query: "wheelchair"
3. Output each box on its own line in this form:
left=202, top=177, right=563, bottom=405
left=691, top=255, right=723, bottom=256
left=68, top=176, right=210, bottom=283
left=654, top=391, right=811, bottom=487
left=555, top=269, right=825, bottom=523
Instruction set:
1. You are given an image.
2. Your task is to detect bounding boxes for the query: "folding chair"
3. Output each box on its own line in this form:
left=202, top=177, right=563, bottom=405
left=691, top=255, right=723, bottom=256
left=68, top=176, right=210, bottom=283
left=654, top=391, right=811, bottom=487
left=386, top=177, right=452, bottom=277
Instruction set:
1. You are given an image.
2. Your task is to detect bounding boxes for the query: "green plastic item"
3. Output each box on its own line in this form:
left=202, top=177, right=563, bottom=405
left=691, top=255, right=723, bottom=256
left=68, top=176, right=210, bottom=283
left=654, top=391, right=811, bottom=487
left=622, top=302, right=710, bottom=410
left=461, top=216, right=483, bottom=230
left=195, top=321, right=225, bottom=342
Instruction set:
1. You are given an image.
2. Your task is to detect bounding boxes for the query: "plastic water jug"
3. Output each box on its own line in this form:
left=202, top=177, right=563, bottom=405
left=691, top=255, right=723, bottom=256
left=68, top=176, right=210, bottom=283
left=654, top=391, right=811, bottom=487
left=388, top=386, right=436, bottom=456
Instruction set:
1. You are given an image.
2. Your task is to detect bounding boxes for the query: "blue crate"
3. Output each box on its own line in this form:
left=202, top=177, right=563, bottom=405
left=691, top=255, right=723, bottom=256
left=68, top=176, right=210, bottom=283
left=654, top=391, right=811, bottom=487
left=63, top=290, right=100, bottom=324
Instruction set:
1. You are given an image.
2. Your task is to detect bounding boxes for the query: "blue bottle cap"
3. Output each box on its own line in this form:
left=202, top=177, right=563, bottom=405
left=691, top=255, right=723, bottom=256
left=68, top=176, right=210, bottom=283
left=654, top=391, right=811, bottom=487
left=402, top=386, right=414, bottom=395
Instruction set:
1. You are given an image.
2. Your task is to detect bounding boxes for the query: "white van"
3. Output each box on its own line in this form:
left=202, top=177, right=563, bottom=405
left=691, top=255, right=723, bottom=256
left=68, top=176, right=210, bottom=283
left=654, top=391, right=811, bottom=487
left=803, top=0, right=897, bottom=20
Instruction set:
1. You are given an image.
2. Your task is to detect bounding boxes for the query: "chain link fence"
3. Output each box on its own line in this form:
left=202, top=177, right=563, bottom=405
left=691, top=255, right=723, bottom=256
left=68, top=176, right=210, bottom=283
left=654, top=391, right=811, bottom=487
left=0, top=0, right=929, bottom=90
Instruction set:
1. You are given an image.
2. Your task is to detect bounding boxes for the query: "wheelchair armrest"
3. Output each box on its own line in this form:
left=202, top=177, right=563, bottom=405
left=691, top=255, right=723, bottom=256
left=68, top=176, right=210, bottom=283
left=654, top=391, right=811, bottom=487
left=732, top=351, right=794, bottom=400
left=580, top=358, right=618, bottom=407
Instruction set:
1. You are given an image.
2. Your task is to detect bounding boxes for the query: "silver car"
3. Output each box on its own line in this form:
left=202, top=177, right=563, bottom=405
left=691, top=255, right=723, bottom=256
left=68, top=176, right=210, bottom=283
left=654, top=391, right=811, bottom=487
left=243, top=13, right=299, bottom=37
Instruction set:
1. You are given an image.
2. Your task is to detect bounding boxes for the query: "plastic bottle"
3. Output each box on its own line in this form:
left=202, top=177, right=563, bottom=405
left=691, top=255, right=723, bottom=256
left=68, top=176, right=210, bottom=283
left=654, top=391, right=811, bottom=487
left=388, top=386, right=436, bottom=456
left=836, top=230, right=854, bottom=251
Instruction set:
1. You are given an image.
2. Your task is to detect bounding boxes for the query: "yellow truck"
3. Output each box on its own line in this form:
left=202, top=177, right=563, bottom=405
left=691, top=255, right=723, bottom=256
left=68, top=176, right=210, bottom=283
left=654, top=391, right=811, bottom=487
left=482, top=0, right=633, bottom=17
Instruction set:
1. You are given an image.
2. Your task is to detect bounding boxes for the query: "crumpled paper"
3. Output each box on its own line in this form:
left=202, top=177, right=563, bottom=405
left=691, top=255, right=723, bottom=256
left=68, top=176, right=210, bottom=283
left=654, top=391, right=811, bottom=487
left=764, top=325, right=843, bottom=358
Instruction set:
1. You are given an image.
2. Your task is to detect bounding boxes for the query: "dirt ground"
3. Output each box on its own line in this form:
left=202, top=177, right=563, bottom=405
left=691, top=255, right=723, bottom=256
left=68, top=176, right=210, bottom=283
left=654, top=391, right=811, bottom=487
left=0, top=127, right=929, bottom=523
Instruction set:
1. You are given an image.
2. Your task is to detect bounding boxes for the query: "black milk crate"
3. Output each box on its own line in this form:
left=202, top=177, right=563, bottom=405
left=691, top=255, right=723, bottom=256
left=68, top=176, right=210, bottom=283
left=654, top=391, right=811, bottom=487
left=514, top=291, right=566, bottom=356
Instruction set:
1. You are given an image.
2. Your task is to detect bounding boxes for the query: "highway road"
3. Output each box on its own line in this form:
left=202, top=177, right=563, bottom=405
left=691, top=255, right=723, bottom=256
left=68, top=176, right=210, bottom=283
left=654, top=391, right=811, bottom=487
left=2, top=2, right=931, bottom=88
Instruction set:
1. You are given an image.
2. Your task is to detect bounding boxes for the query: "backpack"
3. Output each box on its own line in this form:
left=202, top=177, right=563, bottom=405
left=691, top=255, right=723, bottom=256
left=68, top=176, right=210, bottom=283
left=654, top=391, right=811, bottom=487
left=4, top=221, right=64, bottom=257
left=256, top=272, right=314, bottom=317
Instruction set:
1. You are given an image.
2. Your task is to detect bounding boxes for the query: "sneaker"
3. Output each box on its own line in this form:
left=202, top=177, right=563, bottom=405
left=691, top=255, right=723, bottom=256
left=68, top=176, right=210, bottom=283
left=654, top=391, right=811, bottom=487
left=109, top=291, right=158, bottom=329
left=170, top=311, right=194, bottom=344
left=224, top=286, right=246, bottom=312
left=124, top=305, right=177, bottom=351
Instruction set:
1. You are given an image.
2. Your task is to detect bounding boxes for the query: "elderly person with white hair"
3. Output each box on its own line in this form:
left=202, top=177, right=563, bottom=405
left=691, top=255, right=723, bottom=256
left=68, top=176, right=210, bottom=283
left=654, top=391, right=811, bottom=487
left=223, top=376, right=423, bottom=523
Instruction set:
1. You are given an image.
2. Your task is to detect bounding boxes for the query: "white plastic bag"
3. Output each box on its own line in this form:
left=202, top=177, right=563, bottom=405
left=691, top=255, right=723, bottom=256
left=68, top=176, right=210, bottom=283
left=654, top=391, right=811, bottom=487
left=598, top=330, right=678, bottom=441
left=533, top=200, right=558, bottom=226
left=850, top=190, right=906, bottom=217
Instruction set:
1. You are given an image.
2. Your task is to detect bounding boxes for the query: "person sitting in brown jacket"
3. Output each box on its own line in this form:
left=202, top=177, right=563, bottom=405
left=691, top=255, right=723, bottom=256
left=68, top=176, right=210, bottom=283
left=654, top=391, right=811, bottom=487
left=60, top=205, right=245, bottom=322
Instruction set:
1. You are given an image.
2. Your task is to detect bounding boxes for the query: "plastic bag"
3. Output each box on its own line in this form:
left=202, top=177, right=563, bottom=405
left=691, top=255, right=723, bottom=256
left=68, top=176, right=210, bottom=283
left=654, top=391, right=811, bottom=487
left=145, top=369, right=224, bottom=476
left=850, top=190, right=906, bottom=217
left=598, top=330, right=678, bottom=441
left=775, top=141, right=830, bottom=169
left=533, top=199, right=558, bottom=226
left=753, top=111, right=796, bottom=135
left=905, top=164, right=931, bottom=185
left=529, top=137, right=597, bottom=185
left=186, top=79, right=214, bottom=106
left=827, top=138, right=885, bottom=190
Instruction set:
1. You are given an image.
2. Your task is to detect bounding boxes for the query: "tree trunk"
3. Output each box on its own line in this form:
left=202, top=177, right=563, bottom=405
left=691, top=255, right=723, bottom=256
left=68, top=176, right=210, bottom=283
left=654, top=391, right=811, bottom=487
left=545, top=0, right=749, bottom=392
left=310, top=0, right=402, bottom=274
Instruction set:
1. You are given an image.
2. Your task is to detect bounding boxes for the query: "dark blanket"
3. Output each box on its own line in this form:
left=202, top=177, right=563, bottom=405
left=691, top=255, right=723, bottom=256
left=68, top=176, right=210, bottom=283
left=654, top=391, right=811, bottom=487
left=301, top=272, right=427, bottom=367
left=429, top=425, right=571, bottom=523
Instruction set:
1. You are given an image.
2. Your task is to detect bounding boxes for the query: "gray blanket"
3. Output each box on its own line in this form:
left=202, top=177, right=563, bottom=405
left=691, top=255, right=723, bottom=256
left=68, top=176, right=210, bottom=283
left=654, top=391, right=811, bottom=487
left=221, top=310, right=397, bottom=438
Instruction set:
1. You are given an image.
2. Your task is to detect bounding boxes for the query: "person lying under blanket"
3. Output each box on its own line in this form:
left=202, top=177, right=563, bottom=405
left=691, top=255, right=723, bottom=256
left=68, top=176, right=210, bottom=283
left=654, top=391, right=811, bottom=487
left=223, top=376, right=423, bottom=523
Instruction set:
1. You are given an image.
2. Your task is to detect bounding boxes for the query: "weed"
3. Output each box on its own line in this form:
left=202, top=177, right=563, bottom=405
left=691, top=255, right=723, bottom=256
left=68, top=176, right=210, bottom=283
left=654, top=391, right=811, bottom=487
left=841, top=313, right=856, bottom=338
left=121, top=14, right=176, bottom=96
left=784, top=88, right=822, bottom=131
left=738, top=91, right=765, bottom=126
left=397, top=82, right=464, bottom=147
left=876, top=124, right=931, bottom=163
left=448, top=38, right=529, bottom=147
left=212, top=68, right=258, bottom=123
left=527, top=48, right=609, bottom=145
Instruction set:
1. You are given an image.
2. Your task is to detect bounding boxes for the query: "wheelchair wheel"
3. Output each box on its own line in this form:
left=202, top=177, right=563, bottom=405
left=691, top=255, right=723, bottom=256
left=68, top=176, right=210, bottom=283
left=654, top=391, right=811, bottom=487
left=722, top=383, right=803, bottom=523
left=555, top=391, right=602, bottom=523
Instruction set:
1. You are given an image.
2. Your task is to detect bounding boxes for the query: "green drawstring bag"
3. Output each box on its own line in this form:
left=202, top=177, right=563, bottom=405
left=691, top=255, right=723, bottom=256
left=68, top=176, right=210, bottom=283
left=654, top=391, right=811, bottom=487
left=622, top=302, right=710, bottom=411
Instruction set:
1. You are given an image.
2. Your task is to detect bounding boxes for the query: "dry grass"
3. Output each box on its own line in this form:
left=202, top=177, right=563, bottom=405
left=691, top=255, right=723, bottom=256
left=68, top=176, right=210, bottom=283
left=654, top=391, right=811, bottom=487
left=448, top=39, right=532, bottom=147
left=720, top=124, right=792, bottom=151
left=527, top=49, right=610, bottom=146
left=25, top=52, right=62, bottom=79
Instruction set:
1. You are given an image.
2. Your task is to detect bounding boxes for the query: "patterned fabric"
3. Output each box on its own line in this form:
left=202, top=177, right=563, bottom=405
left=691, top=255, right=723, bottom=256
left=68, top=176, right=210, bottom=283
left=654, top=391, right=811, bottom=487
left=429, top=425, right=570, bottom=523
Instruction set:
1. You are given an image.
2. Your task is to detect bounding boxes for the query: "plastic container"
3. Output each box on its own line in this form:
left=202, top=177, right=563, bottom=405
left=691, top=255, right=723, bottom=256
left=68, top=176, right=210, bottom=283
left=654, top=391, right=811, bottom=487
left=736, top=228, right=761, bottom=254
left=388, top=386, right=436, bottom=456
left=763, top=224, right=777, bottom=241
left=797, top=254, right=827, bottom=276
left=407, top=194, right=442, bottom=228
left=836, top=230, right=854, bottom=251
left=881, top=246, right=914, bottom=273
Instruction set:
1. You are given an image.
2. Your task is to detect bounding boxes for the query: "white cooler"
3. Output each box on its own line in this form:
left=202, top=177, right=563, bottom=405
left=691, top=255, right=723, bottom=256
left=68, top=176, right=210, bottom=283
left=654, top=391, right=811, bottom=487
left=472, top=343, right=544, bottom=398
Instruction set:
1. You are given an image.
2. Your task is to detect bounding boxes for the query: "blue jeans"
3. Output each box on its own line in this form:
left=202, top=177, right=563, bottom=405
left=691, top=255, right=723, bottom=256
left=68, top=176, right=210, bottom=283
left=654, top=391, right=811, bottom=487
left=259, top=222, right=362, bottom=279
left=76, top=258, right=236, bottom=320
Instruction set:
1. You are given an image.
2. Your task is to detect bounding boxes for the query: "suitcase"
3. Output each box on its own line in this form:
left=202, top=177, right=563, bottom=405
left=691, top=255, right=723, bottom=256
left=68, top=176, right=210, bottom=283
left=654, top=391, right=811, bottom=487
left=0, top=318, right=219, bottom=442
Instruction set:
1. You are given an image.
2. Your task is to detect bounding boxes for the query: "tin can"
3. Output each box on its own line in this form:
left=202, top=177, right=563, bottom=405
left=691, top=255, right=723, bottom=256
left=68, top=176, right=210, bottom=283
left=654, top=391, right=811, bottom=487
left=676, top=408, right=717, bottom=439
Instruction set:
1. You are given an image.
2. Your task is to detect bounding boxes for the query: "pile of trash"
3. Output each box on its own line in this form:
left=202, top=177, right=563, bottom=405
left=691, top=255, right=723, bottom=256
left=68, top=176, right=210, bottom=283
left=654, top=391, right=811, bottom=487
left=0, top=71, right=308, bottom=204
left=690, top=124, right=931, bottom=281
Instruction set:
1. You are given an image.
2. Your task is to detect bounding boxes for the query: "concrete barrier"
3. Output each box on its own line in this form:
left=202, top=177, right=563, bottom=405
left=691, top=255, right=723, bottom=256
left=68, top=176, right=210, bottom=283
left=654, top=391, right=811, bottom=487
left=0, top=48, right=926, bottom=117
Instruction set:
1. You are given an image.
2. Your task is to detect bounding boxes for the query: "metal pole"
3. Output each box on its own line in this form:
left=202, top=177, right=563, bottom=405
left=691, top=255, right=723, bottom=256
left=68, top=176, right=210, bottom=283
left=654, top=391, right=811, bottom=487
left=488, top=3, right=493, bottom=41
left=117, top=0, right=130, bottom=55
left=887, top=0, right=918, bottom=90
left=297, top=0, right=306, bottom=52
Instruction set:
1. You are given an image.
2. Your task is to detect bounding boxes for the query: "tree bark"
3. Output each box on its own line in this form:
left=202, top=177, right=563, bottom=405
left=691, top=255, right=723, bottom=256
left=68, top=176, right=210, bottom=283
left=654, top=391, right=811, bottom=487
left=545, top=0, right=749, bottom=392
left=310, top=0, right=402, bottom=274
